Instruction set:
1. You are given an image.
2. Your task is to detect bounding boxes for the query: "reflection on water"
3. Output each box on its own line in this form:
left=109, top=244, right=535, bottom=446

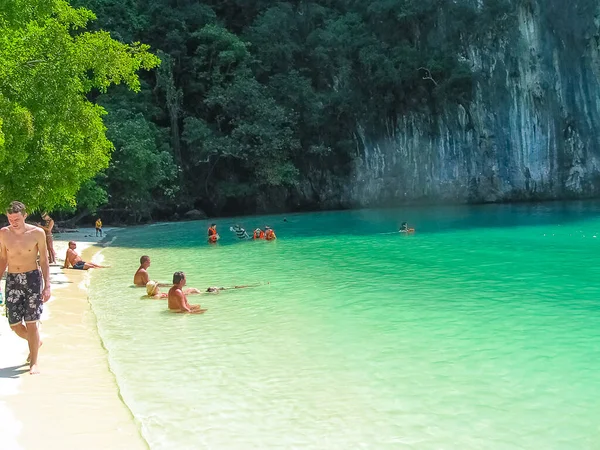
left=88, top=202, right=600, bottom=449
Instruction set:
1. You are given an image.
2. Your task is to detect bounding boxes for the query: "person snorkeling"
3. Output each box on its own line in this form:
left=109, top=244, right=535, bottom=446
left=208, top=223, right=219, bottom=243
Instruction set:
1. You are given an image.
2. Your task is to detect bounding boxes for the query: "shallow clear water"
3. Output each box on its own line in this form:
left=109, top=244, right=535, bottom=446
left=88, top=202, right=600, bottom=449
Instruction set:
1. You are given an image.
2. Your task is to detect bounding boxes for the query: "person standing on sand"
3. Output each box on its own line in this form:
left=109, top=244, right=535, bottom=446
left=0, top=201, right=50, bottom=375
left=63, top=241, right=106, bottom=270
left=168, top=271, right=206, bottom=314
left=95, top=218, right=103, bottom=237
left=40, top=213, right=56, bottom=264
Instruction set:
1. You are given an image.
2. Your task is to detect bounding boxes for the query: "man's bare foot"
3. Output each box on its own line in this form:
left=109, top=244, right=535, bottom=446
left=192, top=308, right=207, bottom=314
left=26, top=340, right=43, bottom=363
left=29, top=364, right=40, bottom=375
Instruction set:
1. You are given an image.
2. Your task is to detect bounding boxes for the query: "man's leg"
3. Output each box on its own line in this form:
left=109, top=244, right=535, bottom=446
left=10, top=323, right=28, bottom=340
left=84, top=262, right=106, bottom=269
left=26, top=322, right=41, bottom=374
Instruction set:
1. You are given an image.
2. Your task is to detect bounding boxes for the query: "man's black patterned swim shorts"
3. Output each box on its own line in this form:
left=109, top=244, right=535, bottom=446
left=5, top=269, right=43, bottom=325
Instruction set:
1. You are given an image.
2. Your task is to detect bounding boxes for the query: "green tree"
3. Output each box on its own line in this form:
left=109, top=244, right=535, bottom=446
left=0, top=0, right=159, bottom=212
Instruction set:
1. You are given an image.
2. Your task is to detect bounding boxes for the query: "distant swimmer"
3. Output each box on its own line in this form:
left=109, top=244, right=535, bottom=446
left=230, top=224, right=250, bottom=240
left=168, top=271, right=206, bottom=314
left=253, top=228, right=265, bottom=240
left=265, top=226, right=277, bottom=241
left=63, top=241, right=107, bottom=270
left=208, top=223, right=219, bottom=244
left=205, top=282, right=266, bottom=293
left=399, top=222, right=415, bottom=234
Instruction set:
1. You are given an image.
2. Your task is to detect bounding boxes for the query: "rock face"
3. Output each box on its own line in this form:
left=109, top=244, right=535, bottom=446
left=346, top=0, right=600, bottom=206
left=184, top=209, right=208, bottom=220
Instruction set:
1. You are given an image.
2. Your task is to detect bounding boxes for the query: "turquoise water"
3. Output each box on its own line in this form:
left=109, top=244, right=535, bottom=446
left=88, top=202, right=600, bottom=449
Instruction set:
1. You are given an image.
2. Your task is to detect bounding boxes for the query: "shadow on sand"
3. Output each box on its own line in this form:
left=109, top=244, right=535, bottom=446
left=0, top=364, right=29, bottom=378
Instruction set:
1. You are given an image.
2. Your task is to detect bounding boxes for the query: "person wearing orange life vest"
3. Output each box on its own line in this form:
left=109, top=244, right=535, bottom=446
left=253, top=228, right=265, bottom=240
left=265, top=226, right=276, bottom=241
left=207, top=224, right=219, bottom=243
left=399, top=222, right=415, bottom=234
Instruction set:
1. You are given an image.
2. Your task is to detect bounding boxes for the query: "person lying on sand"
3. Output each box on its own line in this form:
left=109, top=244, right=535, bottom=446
left=146, top=280, right=202, bottom=299
left=63, top=241, right=107, bottom=270
left=168, top=272, right=206, bottom=314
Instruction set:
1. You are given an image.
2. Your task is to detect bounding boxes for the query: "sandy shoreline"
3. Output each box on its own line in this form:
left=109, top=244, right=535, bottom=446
left=0, top=229, right=147, bottom=449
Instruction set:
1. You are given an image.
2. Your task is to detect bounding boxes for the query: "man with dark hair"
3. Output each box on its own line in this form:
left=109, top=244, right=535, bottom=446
left=168, top=271, right=206, bottom=314
left=0, top=201, right=50, bottom=374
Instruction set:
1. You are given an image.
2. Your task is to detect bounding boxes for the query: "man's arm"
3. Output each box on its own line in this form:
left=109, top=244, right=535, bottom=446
left=63, top=249, right=71, bottom=269
left=0, top=229, right=8, bottom=288
left=173, top=290, right=191, bottom=312
left=179, top=292, right=192, bottom=312
left=36, top=228, right=51, bottom=302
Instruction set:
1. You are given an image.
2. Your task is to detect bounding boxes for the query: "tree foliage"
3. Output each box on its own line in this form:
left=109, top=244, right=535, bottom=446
left=67, top=0, right=511, bottom=220
left=0, top=0, right=159, bottom=212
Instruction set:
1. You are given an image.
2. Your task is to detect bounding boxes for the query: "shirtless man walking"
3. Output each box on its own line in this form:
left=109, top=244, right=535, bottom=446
left=63, top=241, right=106, bottom=270
left=0, top=201, right=50, bottom=375
left=168, top=271, right=206, bottom=314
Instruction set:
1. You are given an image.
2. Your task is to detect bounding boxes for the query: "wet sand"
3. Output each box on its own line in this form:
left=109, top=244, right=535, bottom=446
left=0, top=230, right=147, bottom=449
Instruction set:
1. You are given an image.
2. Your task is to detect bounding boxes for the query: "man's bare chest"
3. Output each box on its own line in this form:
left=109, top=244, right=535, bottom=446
left=5, top=233, right=38, bottom=256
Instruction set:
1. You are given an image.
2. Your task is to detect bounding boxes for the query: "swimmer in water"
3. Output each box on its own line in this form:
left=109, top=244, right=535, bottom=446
left=205, top=282, right=266, bottom=293
left=399, top=222, right=415, bottom=233
left=167, top=272, right=206, bottom=313
left=147, top=280, right=202, bottom=299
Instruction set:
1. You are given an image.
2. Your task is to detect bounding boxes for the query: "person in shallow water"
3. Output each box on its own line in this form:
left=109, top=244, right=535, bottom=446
left=253, top=228, right=265, bottom=239
left=207, top=223, right=219, bottom=243
left=205, top=282, right=267, bottom=293
left=230, top=224, right=250, bottom=240
left=168, top=271, right=206, bottom=314
left=146, top=280, right=202, bottom=299
left=265, top=226, right=276, bottom=241
left=399, top=222, right=415, bottom=233
left=134, top=255, right=169, bottom=287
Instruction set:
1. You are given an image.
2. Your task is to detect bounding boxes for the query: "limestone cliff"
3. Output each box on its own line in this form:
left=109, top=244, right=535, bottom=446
left=347, top=0, right=600, bottom=206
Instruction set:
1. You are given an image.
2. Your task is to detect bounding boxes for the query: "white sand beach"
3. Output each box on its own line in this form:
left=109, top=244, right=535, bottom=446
left=0, top=228, right=147, bottom=449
